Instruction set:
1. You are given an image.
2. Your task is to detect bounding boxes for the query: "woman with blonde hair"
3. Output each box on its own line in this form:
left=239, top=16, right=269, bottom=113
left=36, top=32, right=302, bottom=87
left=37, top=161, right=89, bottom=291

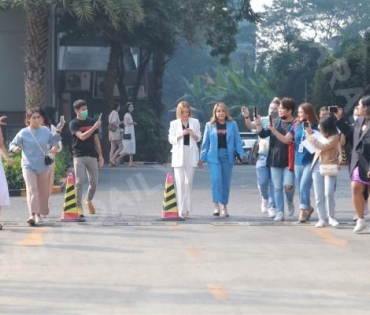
left=199, top=102, right=245, bottom=217
left=168, top=101, right=201, bottom=219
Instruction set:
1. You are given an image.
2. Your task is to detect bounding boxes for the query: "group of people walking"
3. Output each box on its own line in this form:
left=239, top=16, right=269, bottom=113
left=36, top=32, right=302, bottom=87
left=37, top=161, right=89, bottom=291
left=1, top=96, right=369, bottom=234
left=168, top=97, right=370, bottom=234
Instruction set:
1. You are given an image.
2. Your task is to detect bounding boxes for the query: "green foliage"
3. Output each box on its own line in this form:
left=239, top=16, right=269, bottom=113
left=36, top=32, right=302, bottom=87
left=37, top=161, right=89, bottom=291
left=3, top=149, right=70, bottom=190
left=4, top=152, right=24, bottom=190
left=135, top=109, right=171, bottom=164
left=177, top=62, right=274, bottom=119
left=54, top=149, right=71, bottom=183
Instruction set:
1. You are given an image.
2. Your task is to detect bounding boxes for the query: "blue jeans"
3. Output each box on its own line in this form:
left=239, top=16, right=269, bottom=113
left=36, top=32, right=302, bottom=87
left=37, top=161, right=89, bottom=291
left=256, top=155, right=275, bottom=208
left=312, top=161, right=337, bottom=220
left=270, top=167, right=295, bottom=214
left=294, top=164, right=313, bottom=210
left=208, top=149, right=233, bottom=205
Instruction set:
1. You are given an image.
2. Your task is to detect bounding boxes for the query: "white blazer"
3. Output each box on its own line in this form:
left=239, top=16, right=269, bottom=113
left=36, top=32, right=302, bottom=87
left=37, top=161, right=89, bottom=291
left=168, top=117, right=201, bottom=167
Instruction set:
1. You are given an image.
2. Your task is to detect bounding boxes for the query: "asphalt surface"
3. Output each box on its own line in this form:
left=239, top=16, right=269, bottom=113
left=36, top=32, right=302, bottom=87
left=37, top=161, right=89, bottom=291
left=1, top=163, right=369, bottom=314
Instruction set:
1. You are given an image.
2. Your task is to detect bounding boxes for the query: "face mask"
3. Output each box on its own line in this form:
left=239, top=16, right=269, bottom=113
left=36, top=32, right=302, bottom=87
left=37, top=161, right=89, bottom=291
left=80, top=110, right=88, bottom=119
left=128, top=106, right=134, bottom=113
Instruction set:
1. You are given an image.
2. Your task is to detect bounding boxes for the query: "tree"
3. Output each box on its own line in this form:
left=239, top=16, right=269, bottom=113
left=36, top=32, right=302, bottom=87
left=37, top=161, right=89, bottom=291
left=0, top=0, right=140, bottom=108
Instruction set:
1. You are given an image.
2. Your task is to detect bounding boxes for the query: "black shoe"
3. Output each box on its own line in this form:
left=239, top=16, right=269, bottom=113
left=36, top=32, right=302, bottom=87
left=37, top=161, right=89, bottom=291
left=27, top=215, right=35, bottom=226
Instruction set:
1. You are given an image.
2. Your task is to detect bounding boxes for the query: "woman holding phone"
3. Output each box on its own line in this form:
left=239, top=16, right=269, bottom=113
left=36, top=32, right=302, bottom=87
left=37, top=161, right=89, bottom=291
left=10, top=108, right=63, bottom=225
left=263, top=102, right=319, bottom=222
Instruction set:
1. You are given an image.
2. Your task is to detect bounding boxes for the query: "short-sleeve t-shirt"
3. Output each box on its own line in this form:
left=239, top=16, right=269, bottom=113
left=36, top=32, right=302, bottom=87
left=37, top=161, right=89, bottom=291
left=290, top=122, right=318, bottom=166
left=69, top=117, right=99, bottom=158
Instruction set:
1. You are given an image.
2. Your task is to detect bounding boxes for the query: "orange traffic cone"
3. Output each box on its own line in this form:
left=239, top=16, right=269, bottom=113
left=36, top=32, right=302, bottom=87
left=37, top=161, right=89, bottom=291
left=161, top=173, right=184, bottom=221
left=61, top=173, right=85, bottom=222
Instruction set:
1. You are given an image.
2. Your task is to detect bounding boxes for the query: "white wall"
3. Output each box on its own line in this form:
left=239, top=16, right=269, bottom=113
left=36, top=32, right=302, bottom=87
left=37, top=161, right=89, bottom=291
left=0, top=9, right=26, bottom=111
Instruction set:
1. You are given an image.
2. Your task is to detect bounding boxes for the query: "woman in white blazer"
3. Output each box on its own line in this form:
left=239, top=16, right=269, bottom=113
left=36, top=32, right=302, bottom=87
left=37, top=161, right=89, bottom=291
left=168, top=101, right=201, bottom=219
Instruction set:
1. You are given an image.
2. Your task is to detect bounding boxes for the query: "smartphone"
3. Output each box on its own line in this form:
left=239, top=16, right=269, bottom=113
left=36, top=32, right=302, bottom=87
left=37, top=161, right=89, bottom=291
left=303, top=121, right=309, bottom=128
left=60, top=115, right=65, bottom=125
left=329, top=106, right=338, bottom=113
left=98, top=113, right=103, bottom=121
left=254, top=106, right=258, bottom=118
left=269, top=114, right=273, bottom=125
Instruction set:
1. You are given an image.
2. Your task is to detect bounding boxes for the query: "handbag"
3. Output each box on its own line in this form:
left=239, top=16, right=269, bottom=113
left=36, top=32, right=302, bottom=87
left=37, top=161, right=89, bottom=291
left=319, top=164, right=339, bottom=176
left=108, top=123, right=117, bottom=132
left=28, top=128, right=55, bottom=165
left=123, top=133, right=132, bottom=140
left=44, top=153, right=55, bottom=165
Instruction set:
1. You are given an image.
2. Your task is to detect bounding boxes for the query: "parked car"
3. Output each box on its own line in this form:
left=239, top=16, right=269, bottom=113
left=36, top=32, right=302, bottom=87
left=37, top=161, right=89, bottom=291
left=239, top=132, right=258, bottom=164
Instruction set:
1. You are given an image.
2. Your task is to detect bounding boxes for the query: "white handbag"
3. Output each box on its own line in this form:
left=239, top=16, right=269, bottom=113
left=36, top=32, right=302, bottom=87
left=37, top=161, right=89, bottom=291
left=319, top=164, right=339, bottom=176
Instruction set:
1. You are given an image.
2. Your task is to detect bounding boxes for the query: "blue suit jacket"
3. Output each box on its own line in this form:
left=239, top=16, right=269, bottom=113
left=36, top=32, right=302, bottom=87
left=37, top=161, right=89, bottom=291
left=200, top=121, right=245, bottom=164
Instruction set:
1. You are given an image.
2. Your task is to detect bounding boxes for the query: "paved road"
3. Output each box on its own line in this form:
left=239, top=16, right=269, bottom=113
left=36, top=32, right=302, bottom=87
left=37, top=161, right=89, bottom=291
left=1, top=164, right=369, bottom=314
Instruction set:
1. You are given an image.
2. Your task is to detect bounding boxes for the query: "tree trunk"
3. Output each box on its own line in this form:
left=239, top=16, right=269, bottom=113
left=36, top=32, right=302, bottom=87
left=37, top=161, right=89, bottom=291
left=132, top=48, right=152, bottom=105
left=151, top=50, right=166, bottom=118
left=102, top=40, right=123, bottom=161
left=24, top=8, right=50, bottom=109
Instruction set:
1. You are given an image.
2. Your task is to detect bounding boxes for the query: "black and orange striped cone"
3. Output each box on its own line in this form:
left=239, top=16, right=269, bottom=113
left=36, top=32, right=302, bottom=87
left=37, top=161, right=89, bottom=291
left=161, top=173, right=184, bottom=221
left=61, top=173, right=85, bottom=222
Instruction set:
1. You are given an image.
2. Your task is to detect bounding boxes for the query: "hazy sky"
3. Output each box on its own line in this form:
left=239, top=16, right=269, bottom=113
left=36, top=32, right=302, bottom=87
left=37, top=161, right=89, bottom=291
left=251, top=0, right=273, bottom=12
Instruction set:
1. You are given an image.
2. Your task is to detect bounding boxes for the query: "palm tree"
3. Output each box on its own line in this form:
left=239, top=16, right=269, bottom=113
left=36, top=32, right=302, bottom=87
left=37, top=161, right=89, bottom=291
left=0, top=0, right=142, bottom=108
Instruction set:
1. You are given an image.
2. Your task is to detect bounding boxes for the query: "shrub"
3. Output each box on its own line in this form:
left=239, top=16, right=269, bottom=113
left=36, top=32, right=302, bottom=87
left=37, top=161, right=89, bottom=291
left=4, top=149, right=70, bottom=190
left=4, top=153, right=24, bottom=190
left=54, top=149, right=71, bottom=183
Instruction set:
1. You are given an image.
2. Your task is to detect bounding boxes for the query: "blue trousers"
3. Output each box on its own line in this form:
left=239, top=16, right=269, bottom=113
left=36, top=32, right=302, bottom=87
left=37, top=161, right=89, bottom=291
left=208, top=149, right=233, bottom=205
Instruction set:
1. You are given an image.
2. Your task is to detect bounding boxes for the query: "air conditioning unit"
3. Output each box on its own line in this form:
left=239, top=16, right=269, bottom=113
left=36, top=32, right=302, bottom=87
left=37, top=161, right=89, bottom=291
left=126, top=85, right=147, bottom=100
left=94, top=74, right=120, bottom=98
left=65, top=71, right=91, bottom=91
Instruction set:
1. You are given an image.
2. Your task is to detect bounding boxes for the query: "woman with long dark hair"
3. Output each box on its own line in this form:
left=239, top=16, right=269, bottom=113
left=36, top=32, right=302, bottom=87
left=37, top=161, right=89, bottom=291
left=270, top=102, right=320, bottom=223
left=9, top=108, right=63, bottom=226
left=349, top=95, right=370, bottom=233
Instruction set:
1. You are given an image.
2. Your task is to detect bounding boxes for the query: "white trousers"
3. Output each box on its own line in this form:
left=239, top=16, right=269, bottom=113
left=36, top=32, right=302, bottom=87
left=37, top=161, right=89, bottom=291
left=174, top=146, right=195, bottom=215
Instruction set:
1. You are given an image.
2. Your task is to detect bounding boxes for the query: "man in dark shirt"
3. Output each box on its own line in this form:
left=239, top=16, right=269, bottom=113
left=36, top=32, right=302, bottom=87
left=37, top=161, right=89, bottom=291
left=256, top=97, right=296, bottom=221
left=69, top=99, right=104, bottom=217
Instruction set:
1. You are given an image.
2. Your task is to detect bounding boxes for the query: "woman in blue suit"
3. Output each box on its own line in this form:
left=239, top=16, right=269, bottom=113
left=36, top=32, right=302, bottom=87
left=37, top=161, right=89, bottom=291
left=199, top=102, right=245, bottom=217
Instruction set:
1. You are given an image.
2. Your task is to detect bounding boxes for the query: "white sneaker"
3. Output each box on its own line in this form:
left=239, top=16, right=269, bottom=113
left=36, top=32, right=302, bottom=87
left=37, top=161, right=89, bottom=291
left=328, top=217, right=339, bottom=227
left=353, top=218, right=367, bottom=233
left=267, top=207, right=276, bottom=218
left=288, top=202, right=295, bottom=216
left=274, top=212, right=284, bottom=221
left=35, top=215, right=42, bottom=224
left=261, top=199, right=268, bottom=214
left=315, top=219, right=327, bottom=228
